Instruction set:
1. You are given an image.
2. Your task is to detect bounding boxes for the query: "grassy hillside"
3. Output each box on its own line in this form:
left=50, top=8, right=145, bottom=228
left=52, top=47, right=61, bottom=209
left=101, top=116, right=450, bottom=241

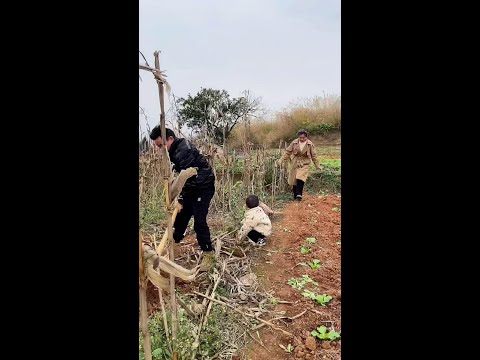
left=228, top=94, right=340, bottom=149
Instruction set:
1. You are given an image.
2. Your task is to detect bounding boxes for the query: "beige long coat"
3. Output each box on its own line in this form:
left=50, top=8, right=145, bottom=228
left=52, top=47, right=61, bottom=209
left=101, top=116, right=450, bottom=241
left=279, top=139, right=320, bottom=186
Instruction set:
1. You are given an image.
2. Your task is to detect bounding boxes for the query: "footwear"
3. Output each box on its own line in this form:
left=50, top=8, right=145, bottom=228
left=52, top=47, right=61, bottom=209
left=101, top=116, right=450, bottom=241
left=296, top=195, right=303, bottom=201
left=256, top=238, right=266, bottom=246
left=173, top=229, right=184, bottom=244
left=199, top=252, right=215, bottom=272
left=248, top=237, right=267, bottom=247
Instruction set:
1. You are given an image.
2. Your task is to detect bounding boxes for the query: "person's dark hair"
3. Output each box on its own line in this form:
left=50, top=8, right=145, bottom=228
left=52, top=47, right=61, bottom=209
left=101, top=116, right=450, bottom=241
left=149, top=126, right=176, bottom=141
left=246, top=194, right=260, bottom=209
left=297, top=129, right=308, bottom=137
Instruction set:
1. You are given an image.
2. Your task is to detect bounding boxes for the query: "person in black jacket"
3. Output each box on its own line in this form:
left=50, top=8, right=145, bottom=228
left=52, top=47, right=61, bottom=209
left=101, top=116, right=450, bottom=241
left=149, top=127, right=216, bottom=270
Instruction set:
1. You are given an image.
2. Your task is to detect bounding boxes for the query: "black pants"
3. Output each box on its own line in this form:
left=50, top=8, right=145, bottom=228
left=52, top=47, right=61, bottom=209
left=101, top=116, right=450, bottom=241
left=292, top=180, right=305, bottom=199
left=247, top=230, right=266, bottom=243
left=173, top=186, right=215, bottom=251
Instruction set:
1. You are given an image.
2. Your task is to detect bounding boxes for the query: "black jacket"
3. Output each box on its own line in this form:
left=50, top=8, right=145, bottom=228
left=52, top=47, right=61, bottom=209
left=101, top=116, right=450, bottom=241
left=168, top=138, right=215, bottom=193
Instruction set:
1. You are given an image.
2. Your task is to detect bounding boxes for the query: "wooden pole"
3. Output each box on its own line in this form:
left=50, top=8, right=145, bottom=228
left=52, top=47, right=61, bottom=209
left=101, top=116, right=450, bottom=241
left=154, top=50, right=178, bottom=360
left=139, top=154, right=153, bottom=360
left=139, top=231, right=152, bottom=360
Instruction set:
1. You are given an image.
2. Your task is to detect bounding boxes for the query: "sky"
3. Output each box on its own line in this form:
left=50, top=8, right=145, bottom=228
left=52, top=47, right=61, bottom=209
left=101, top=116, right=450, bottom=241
left=139, top=0, right=341, bottom=137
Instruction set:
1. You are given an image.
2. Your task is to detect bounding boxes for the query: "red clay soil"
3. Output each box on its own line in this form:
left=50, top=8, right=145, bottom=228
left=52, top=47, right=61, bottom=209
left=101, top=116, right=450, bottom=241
left=143, top=194, right=341, bottom=359
left=243, top=194, right=341, bottom=360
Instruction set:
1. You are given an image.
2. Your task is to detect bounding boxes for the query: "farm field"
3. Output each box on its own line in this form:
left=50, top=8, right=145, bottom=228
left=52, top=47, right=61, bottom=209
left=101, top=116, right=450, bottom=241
left=140, top=144, right=341, bottom=360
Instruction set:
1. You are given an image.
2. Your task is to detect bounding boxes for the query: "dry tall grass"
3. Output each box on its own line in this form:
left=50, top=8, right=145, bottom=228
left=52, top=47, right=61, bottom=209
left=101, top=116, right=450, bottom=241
left=229, top=94, right=341, bottom=148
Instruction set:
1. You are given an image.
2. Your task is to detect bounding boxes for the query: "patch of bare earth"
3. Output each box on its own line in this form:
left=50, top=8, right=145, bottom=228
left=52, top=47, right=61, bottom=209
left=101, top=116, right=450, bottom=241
left=244, top=194, right=341, bottom=360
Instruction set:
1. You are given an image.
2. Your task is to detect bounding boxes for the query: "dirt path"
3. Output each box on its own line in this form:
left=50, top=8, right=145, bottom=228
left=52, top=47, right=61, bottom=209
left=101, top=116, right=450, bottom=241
left=244, top=194, right=341, bottom=360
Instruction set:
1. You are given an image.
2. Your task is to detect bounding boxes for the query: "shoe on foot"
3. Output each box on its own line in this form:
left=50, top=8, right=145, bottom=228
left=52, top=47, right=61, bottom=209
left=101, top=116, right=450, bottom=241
left=248, top=237, right=267, bottom=247
left=296, top=195, right=303, bottom=201
left=199, top=252, right=215, bottom=272
left=256, top=238, right=266, bottom=246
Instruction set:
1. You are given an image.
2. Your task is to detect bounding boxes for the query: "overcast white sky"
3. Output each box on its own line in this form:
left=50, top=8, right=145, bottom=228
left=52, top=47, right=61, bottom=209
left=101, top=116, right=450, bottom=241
left=139, top=0, right=341, bottom=136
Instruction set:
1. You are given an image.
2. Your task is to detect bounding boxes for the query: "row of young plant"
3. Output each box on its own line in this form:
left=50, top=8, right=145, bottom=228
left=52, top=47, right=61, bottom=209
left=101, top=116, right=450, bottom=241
left=287, top=237, right=341, bottom=344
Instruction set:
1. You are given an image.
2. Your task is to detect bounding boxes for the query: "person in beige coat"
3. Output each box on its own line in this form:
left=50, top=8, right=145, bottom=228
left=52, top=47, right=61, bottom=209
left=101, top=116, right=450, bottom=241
left=237, top=195, right=272, bottom=246
left=277, top=129, right=321, bottom=201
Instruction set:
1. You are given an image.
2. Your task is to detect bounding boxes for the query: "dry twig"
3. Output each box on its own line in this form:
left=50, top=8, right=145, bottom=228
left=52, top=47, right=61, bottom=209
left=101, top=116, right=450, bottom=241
left=193, top=291, right=293, bottom=337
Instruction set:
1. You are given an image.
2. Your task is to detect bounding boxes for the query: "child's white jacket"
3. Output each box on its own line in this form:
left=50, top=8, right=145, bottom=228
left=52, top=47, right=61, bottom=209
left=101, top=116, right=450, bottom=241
left=237, top=206, right=272, bottom=241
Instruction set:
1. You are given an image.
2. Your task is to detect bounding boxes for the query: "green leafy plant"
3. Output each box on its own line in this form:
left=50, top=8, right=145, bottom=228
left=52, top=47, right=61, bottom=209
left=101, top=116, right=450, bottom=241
left=302, top=290, right=315, bottom=299
left=279, top=343, right=294, bottom=353
left=140, top=191, right=166, bottom=229
left=151, top=348, right=166, bottom=359
left=306, top=237, right=317, bottom=244
left=320, top=159, right=341, bottom=169
left=287, top=278, right=299, bottom=289
left=308, top=259, right=321, bottom=270
left=215, top=286, right=228, bottom=298
left=311, top=326, right=341, bottom=341
left=309, top=164, right=341, bottom=193
left=300, top=245, right=312, bottom=255
left=139, top=305, right=243, bottom=360
left=288, top=275, right=317, bottom=290
left=270, top=297, right=279, bottom=305
left=302, top=291, right=332, bottom=306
